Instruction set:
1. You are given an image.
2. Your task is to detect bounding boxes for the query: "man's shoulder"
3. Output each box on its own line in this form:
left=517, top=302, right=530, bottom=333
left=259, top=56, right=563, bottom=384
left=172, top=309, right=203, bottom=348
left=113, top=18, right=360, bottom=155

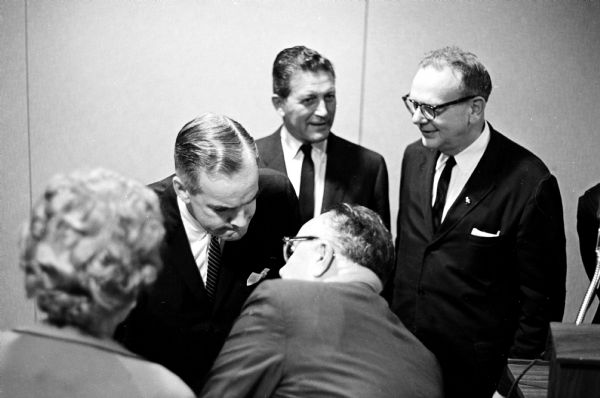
left=148, top=175, right=175, bottom=195
left=329, top=133, right=385, bottom=162
left=488, top=127, right=551, bottom=176
left=402, top=138, right=433, bottom=163
left=253, top=279, right=322, bottom=302
left=582, top=182, right=600, bottom=201
left=255, top=130, right=280, bottom=148
left=405, top=138, right=425, bottom=151
left=258, top=168, right=293, bottom=194
left=253, top=280, right=367, bottom=306
left=146, top=175, right=181, bottom=227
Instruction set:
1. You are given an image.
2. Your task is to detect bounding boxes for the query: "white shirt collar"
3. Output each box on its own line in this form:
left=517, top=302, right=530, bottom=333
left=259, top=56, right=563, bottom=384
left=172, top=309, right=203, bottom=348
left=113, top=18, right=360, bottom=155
left=177, top=195, right=208, bottom=238
left=280, top=124, right=328, bottom=157
left=437, top=122, right=490, bottom=174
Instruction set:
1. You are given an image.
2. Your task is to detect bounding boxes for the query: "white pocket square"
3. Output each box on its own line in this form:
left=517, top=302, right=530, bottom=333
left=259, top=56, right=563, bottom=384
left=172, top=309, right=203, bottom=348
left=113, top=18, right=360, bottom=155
left=470, top=228, right=500, bottom=237
left=247, top=268, right=270, bottom=286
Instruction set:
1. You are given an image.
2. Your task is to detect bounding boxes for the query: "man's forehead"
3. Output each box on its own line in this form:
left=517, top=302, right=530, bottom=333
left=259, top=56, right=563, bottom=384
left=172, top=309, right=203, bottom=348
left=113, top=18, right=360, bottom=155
left=411, top=65, right=462, bottom=101
left=196, top=167, right=259, bottom=204
left=299, top=213, right=333, bottom=237
left=289, top=70, right=335, bottom=91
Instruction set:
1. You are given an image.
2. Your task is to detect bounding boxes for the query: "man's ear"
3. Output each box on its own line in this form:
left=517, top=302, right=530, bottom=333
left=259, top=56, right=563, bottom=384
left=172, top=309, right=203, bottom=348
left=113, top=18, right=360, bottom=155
left=312, top=241, right=335, bottom=278
left=272, top=94, right=286, bottom=118
left=172, top=176, right=191, bottom=203
left=469, top=97, right=486, bottom=122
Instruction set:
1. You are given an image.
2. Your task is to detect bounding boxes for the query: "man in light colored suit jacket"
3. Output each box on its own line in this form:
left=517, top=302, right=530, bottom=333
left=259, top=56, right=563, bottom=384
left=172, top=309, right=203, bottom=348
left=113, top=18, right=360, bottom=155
left=257, top=46, right=390, bottom=229
left=392, top=46, right=566, bottom=398
left=201, top=203, right=443, bottom=398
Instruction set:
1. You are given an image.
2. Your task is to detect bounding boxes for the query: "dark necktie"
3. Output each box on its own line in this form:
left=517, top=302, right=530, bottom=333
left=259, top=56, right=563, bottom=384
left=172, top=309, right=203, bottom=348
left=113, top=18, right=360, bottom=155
left=298, top=144, right=315, bottom=224
left=206, top=235, right=221, bottom=301
left=432, top=155, right=456, bottom=231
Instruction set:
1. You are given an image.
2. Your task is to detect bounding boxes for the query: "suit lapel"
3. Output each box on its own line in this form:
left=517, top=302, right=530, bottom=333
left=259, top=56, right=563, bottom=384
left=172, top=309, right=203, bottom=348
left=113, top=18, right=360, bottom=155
left=419, top=148, right=438, bottom=236
left=259, top=128, right=287, bottom=174
left=322, top=133, right=346, bottom=212
left=433, top=128, right=503, bottom=240
left=161, top=180, right=209, bottom=303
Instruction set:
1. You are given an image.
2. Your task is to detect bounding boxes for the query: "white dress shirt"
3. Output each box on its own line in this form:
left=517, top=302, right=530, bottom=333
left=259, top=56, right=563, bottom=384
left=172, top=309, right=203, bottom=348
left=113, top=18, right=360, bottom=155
left=432, top=122, right=491, bottom=222
left=177, top=196, right=211, bottom=284
left=280, top=126, right=328, bottom=218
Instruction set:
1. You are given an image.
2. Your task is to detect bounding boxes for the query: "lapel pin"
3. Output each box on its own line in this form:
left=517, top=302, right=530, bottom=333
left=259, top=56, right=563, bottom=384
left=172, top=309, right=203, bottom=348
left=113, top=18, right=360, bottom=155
left=465, top=196, right=471, bottom=205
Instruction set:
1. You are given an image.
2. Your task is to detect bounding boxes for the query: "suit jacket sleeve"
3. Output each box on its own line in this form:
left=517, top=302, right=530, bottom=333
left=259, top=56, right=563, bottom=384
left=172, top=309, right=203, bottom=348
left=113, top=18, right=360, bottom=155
left=372, top=156, right=391, bottom=229
left=510, top=174, right=566, bottom=358
left=200, top=282, right=285, bottom=398
left=577, top=187, right=600, bottom=281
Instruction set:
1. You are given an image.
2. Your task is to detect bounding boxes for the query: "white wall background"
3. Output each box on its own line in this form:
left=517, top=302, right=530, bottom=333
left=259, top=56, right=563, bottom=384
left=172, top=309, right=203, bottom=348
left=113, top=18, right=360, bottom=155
left=2, top=0, right=599, bottom=329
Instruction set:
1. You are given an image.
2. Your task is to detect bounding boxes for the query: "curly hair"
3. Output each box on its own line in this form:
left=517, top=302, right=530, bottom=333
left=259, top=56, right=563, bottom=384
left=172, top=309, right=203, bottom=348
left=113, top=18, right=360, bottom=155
left=326, top=203, right=394, bottom=285
left=19, top=168, right=164, bottom=337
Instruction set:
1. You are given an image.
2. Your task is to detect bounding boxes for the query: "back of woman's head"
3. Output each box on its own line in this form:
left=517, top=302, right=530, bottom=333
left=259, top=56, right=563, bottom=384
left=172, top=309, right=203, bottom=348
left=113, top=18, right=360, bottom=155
left=19, top=168, right=165, bottom=337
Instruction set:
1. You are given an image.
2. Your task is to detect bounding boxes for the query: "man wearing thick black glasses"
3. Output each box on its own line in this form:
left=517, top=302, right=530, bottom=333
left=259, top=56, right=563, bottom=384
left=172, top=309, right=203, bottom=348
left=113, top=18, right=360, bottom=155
left=391, top=46, right=566, bottom=398
left=201, top=204, right=443, bottom=398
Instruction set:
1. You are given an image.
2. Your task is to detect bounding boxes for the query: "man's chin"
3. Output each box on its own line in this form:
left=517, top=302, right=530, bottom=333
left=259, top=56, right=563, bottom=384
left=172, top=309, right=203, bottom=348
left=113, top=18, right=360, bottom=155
left=218, top=229, right=248, bottom=241
left=305, top=128, right=330, bottom=143
left=421, top=135, right=440, bottom=149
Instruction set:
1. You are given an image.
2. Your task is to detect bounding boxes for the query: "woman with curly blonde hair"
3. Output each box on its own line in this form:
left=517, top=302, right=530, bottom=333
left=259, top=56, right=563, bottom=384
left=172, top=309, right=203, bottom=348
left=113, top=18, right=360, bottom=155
left=0, top=168, right=194, bottom=398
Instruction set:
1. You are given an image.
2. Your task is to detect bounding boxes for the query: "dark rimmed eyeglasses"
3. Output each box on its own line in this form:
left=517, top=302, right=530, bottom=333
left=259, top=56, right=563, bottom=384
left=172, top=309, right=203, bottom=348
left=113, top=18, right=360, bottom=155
left=402, top=94, right=476, bottom=121
left=282, top=236, right=319, bottom=262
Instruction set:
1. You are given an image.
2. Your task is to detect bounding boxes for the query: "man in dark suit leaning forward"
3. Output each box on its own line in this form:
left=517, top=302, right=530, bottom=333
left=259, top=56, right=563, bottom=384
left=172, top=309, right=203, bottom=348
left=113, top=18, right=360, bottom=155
left=201, top=203, right=443, bottom=398
left=115, top=113, right=300, bottom=393
left=391, top=47, right=566, bottom=398
left=257, top=45, right=390, bottom=228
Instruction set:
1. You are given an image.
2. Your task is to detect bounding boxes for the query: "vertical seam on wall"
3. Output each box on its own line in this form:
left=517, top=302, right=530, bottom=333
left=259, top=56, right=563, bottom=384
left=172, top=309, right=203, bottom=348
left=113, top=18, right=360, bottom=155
left=24, top=0, right=37, bottom=322
left=357, top=0, right=369, bottom=145
left=24, top=0, right=32, bottom=212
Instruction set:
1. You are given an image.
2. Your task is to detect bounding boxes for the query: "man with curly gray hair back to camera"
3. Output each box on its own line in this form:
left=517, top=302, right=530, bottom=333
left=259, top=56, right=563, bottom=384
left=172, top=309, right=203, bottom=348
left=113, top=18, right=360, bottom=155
left=0, top=168, right=194, bottom=398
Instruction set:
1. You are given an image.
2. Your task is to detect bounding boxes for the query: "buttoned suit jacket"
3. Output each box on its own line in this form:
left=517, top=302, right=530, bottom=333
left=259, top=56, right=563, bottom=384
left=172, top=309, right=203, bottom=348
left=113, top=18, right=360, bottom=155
left=256, top=128, right=390, bottom=229
left=577, top=182, right=600, bottom=323
left=201, top=280, right=443, bottom=398
left=391, top=125, right=566, bottom=398
left=115, top=169, right=300, bottom=394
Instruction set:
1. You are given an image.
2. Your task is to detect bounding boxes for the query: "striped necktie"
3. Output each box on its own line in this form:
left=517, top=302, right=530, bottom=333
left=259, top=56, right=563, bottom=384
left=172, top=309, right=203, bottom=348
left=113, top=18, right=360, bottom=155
left=206, top=235, right=221, bottom=301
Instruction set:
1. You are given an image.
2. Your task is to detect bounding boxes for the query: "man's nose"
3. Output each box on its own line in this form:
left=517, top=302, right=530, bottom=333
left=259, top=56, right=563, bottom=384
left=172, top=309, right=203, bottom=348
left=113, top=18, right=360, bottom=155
left=411, top=106, right=428, bottom=125
left=314, top=98, right=328, bottom=117
left=278, top=265, right=287, bottom=278
left=229, top=207, right=251, bottom=228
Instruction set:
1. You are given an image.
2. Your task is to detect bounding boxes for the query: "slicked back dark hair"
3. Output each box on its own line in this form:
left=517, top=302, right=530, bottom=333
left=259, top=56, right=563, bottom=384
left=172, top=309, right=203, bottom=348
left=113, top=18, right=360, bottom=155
left=420, top=46, right=492, bottom=101
left=272, top=45, right=335, bottom=98
left=174, top=113, right=258, bottom=194
left=326, top=203, right=394, bottom=285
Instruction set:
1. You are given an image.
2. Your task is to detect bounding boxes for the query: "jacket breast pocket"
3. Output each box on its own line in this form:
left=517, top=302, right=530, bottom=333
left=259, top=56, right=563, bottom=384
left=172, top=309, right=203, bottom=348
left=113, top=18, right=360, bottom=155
left=462, top=234, right=510, bottom=282
left=467, top=234, right=503, bottom=246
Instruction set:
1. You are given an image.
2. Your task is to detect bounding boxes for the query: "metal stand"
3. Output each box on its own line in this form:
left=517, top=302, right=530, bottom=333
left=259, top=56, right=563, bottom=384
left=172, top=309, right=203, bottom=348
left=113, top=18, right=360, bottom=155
left=575, top=227, right=600, bottom=325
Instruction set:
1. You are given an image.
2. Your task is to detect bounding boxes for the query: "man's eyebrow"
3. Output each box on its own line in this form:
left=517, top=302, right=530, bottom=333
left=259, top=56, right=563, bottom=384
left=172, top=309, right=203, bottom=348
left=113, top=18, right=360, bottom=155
left=208, top=191, right=258, bottom=211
